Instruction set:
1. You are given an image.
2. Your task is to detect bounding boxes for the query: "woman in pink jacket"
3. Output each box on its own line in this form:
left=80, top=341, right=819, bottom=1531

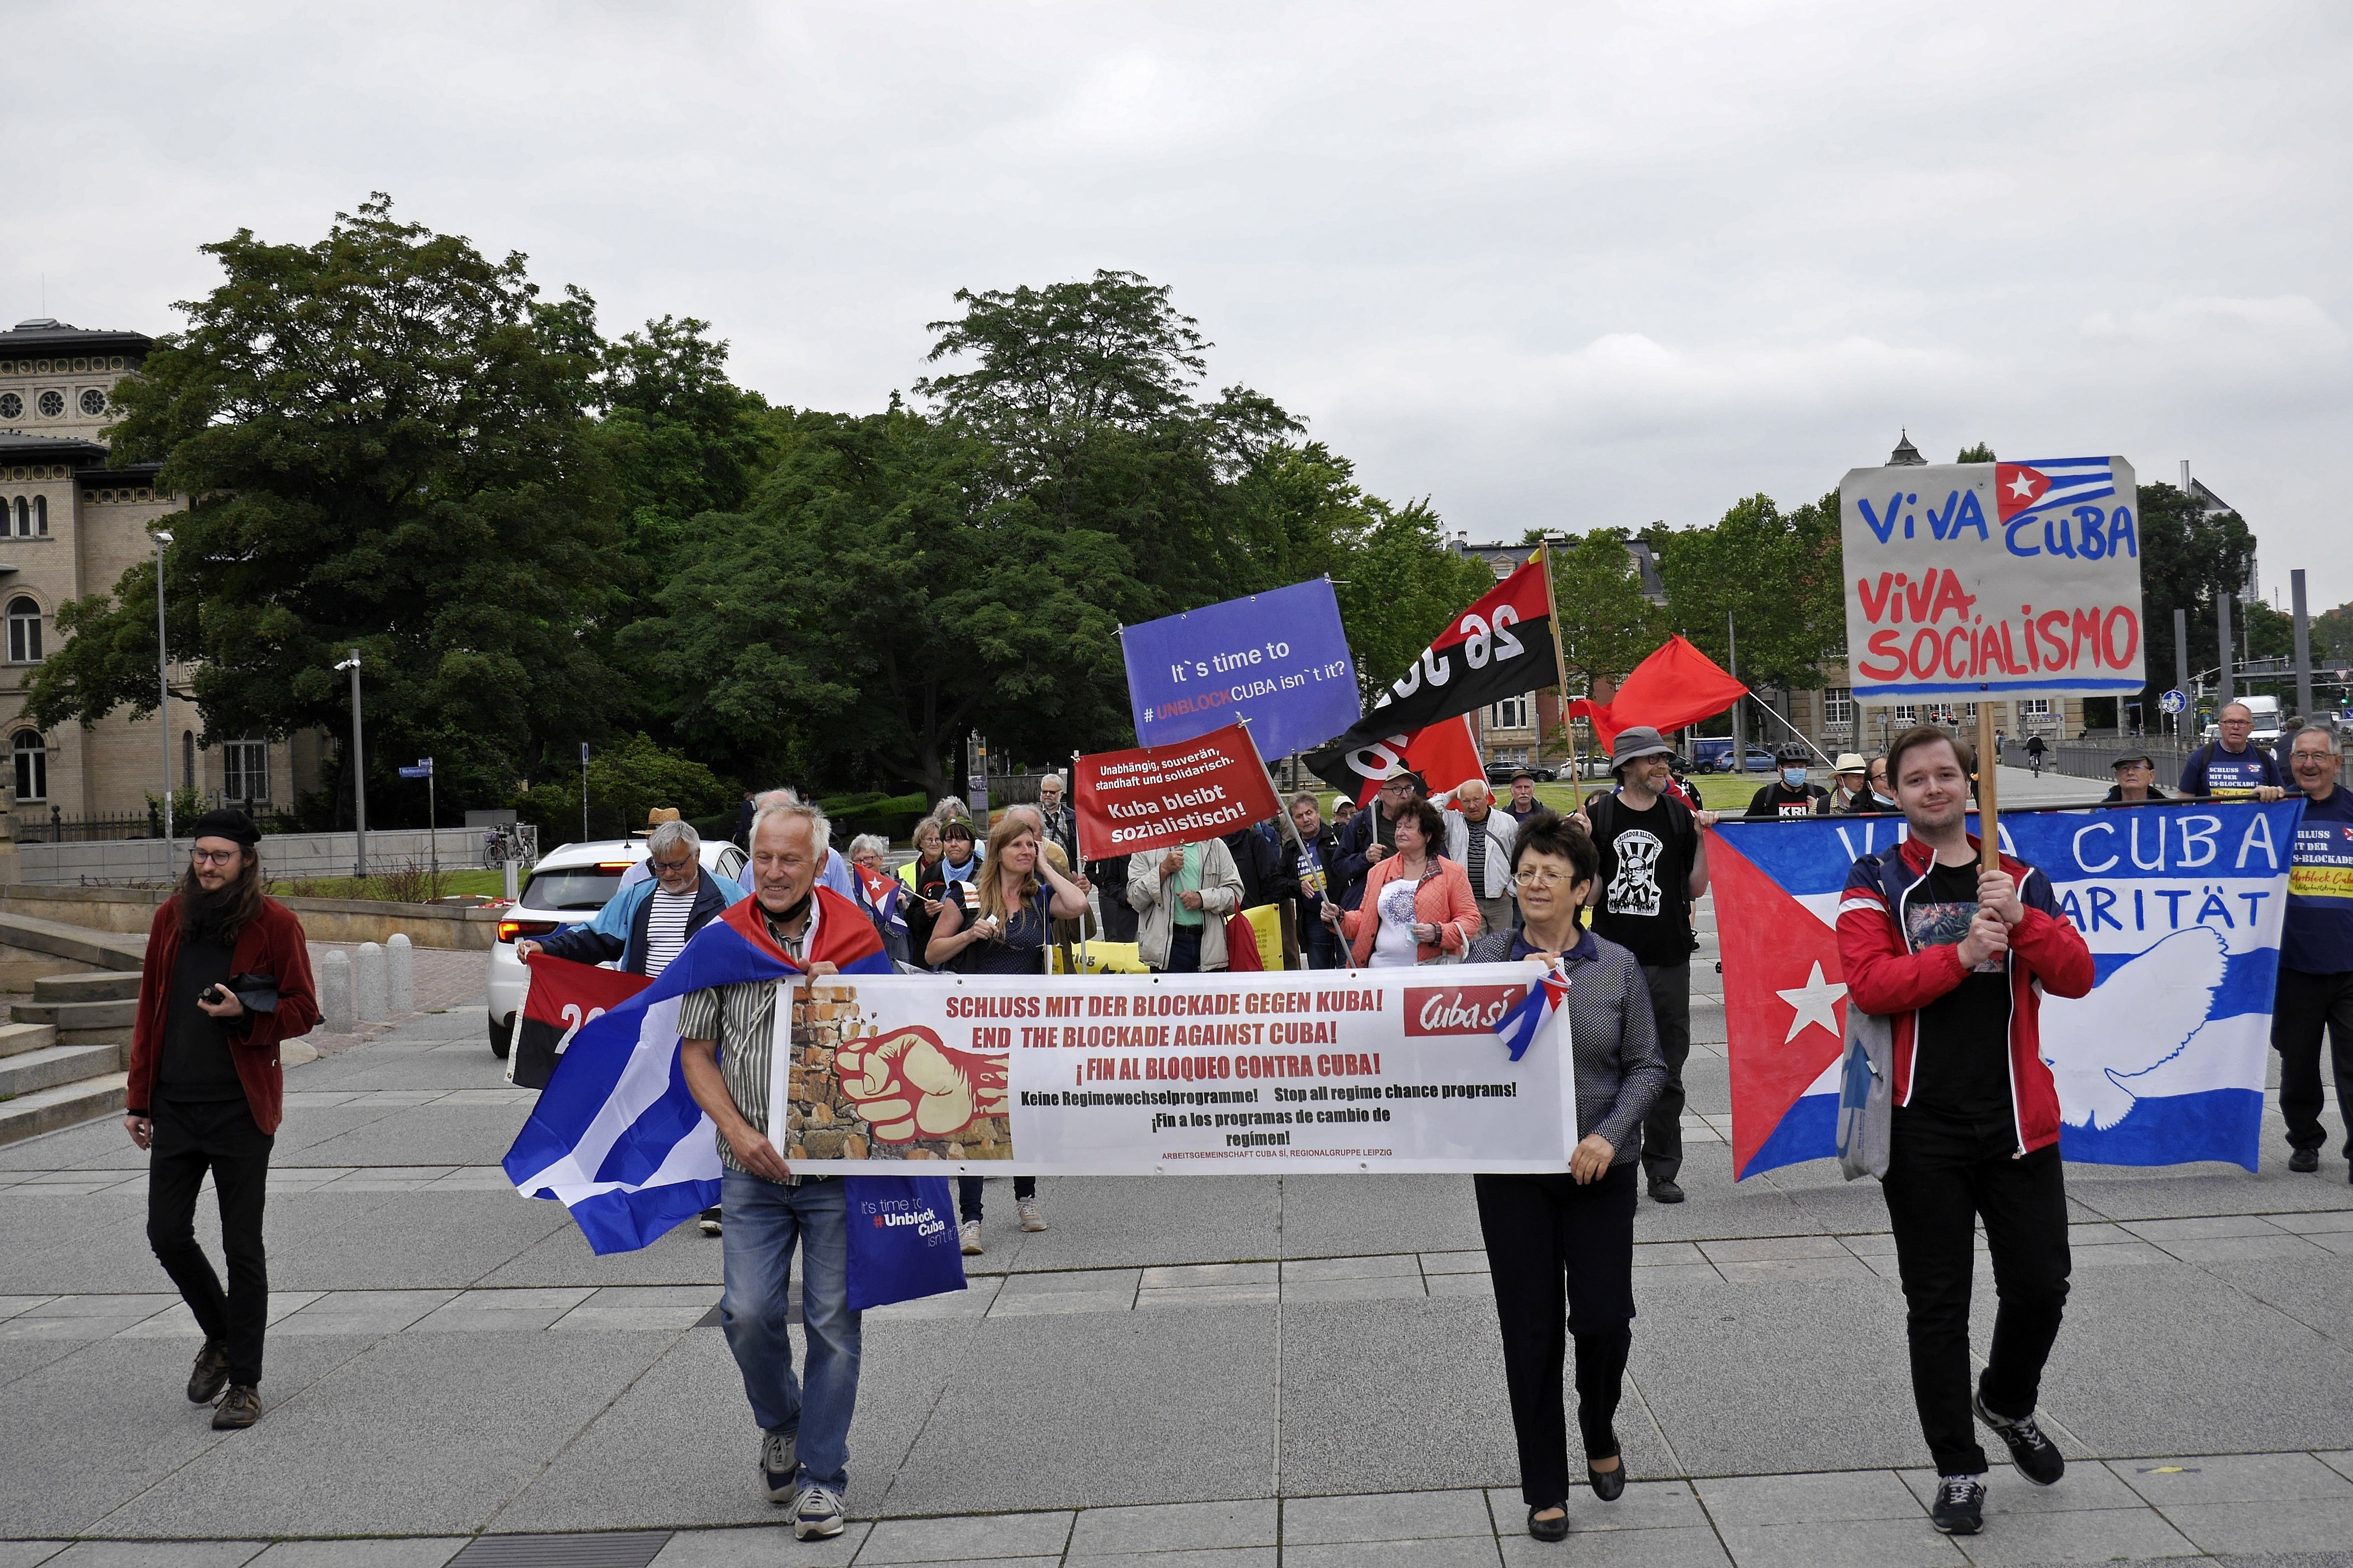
left=1329, top=798, right=1480, bottom=966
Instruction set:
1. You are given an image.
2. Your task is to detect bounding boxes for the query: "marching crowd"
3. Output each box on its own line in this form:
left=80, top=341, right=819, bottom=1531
left=110, top=708, right=2352, bottom=1545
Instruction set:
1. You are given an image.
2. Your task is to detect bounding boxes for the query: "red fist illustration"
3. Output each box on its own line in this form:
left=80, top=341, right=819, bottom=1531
left=835, top=1026, right=1009, bottom=1144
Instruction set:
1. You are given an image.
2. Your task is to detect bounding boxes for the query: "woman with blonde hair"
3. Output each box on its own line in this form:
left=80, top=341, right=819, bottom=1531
left=925, top=814, right=1088, bottom=1248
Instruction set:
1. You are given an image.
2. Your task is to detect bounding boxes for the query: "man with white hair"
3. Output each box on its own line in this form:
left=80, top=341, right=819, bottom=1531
left=1035, top=773, right=1079, bottom=863
left=1444, top=779, right=1519, bottom=936
left=737, top=788, right=861, bottom=900
left=2276, top=724, right=2353, bottom=1179
left=521, top=818, right=745, bottom=979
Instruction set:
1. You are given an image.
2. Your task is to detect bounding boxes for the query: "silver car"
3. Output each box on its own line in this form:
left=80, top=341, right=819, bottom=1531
left=485, top=835, right=746, bottom=1058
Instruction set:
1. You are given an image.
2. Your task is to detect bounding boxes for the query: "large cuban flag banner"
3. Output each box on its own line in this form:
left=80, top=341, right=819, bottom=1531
left=1712, top=801, right=2302, bottom=1179
left=502, top=891, right=895, bottom=1254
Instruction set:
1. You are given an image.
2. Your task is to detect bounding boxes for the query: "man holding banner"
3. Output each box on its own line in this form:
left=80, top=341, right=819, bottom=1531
left=1837, top=727, right=2093, bottom=1537
left=2276, top=725, right=2353, bottom=1178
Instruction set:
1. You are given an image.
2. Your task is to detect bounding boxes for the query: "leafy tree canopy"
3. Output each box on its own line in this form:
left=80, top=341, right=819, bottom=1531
left=1544, top=526, right=1671, bottom=695
left=1652, top=489, right=1845, bottom=693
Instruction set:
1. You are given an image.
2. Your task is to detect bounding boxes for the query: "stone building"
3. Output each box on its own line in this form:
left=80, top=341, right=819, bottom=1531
left=0, top=317, right=319, bottom=832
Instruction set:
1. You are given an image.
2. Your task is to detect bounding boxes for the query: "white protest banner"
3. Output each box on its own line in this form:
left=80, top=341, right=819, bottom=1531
left=1839, top=457, right=2143, bottom=700
left=767, top=965, right=1576, bottom=1174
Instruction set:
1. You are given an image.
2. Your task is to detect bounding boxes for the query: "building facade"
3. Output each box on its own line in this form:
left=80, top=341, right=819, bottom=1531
left=0, top=318, right=318, bottom=832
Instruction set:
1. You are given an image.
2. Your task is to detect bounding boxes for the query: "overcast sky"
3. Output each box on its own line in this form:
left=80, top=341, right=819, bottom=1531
left=11, top=1, right=2349, bottom=606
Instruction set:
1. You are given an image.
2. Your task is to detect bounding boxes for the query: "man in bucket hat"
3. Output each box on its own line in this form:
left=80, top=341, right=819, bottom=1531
left=1574, top=728, right=1717, bottom=1203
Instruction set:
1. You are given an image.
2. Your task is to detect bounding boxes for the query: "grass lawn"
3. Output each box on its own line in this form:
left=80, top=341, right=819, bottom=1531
left=1532, top=772, right=1764, bottom=814
left=269, top=868, right=510, bottom=901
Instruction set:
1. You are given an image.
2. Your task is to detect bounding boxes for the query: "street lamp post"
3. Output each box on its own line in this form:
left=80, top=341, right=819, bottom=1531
left=335, top=649, right=366, bottom=878
left=154, top=531, right=175, bottom=854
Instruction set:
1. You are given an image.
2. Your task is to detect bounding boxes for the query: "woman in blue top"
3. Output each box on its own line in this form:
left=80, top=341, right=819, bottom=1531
left=1465, top=809, right=1668, bottom=1544
left=925, top=814, right=1090, bottom=1250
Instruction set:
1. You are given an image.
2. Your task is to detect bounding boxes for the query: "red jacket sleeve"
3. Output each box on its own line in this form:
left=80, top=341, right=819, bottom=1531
left=227, top=903, right=320, bottom=1052
left=1432, top=862, right=1480, bottom=954
left=126, top=901, right=176, bottom=1116
left=2006, top=902, right=2095, bottom=998
left=1837, top=896, right=1965, bottom=1017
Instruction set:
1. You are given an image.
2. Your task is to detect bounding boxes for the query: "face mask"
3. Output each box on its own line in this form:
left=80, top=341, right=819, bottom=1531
left=1782, top=766, right=1807, bottom=787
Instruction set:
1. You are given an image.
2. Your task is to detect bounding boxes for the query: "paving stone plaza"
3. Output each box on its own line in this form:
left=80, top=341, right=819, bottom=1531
left=5, top=775, right=2350, bottom=1567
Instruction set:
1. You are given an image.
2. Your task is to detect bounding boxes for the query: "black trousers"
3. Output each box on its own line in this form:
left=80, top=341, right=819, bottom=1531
left=1881, top=1111, right=2070, bottom=1475
left=2275, top=967, right=2353, bottom=1160
left=1638, top=963, right=1691, bottom=1185
left=1474, top=1163, right=1638, bottom=1508
left=957, top=1175, right=1035, bottom=1220
left=147, top=1095, right=274, bottom=1387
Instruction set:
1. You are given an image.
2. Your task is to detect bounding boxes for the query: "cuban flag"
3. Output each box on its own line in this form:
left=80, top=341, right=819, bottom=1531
left=1994, top=456, right=2118, bottom=521
left=503, top=889, right=896, bottom=1254
left=1712, top=801, right=2301, bottom=1179
left=1490, top=964, right=1567, bottom=1062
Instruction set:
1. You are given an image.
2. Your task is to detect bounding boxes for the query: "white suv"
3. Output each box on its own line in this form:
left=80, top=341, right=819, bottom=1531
left=485, top=835, right=746, bottom=1058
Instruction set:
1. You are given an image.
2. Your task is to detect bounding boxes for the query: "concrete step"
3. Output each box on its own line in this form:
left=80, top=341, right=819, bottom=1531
left=0, top=1021, right=58, bottom=1059
left=10, top=997, right=136, bottom=1031
left=0, top=911, right=146, bottom=972
left=32, top=970, right=141, bottom=1004
left=0, top=1042, right=126, bottom=1099
left=0, top=1071, right=127, bottom=1146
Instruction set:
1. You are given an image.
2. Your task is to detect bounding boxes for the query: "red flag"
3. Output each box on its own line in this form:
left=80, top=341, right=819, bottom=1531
left=515, top=954, right=655, bottom=1091
left=1568, top=636, right=1747, bottom=748
left=1337, top=713, right=1485, bottom=808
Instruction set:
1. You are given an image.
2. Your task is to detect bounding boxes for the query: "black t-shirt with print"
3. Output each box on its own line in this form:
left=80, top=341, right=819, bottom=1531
left=1587, top=793, right=1697, bottom=968
left=1903, top=860, right=2014, bottom=1123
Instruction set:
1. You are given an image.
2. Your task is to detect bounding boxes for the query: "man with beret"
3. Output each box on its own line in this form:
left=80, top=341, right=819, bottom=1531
left=2101, top=751, right=2171, bottom=806
left=123, top=809, right=319, bottom=1430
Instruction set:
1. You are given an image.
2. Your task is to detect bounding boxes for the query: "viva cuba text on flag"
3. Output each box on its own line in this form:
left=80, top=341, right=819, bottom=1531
left=1710, top=801, right=2301, bottom=1180
left=501, top=891, right=894, bottom=1256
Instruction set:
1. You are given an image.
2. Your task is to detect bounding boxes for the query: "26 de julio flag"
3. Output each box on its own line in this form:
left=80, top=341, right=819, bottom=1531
left=513, top=955, right=653, bottom=1091
left=1308, top=557, right=1557, bottom=797
left=1709, top=801, right=2299, bottom=1180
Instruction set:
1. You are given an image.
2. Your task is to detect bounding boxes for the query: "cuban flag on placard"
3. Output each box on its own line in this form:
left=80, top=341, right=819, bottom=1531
left=1994, top=456, right=2118, bottom=521
left=502, top=889, right=895, bottom=1254
left=1712, top=800, right=2300, bottom=1180
left=1491, top=965, right=1568, bottom=1062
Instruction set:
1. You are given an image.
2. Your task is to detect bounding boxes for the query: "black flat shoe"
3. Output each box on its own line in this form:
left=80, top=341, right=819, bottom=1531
left=2289, top=1148, right=2320, bottom=1173
left=1589, top=1462, right=1626, bottom=1501
left=1527, top=1506, right=1570, bottom=1542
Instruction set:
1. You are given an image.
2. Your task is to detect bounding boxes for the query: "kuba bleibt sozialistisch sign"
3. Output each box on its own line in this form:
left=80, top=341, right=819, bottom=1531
left=1838, top=456, right=2144, bottom=700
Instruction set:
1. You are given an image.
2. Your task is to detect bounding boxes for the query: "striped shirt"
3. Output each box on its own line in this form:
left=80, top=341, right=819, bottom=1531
left=676, top=901, right=815, bottom=1182
left=642, top=887, right=695, bottom=977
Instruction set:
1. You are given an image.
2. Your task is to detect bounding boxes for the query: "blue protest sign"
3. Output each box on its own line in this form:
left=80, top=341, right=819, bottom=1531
left=1121, top=579, right=1357, bottom=759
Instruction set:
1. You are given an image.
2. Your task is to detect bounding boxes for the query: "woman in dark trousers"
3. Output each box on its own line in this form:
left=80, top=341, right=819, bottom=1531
left=927, top=814, right=1089, bottom=1252
left=1465, top=809, right=1667, bottom=1543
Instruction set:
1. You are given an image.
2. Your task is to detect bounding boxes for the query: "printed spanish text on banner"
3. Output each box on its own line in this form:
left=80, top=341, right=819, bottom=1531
left=1072, top=722, right=1285, bottom=861
left=769, top=964, right=1578, bottom=1175
left=1306, top=556, right=1558, bottom=797
left=1839, top=456, right=2144, bottom=700
left=1711, top=801, right=2298, bottom=1180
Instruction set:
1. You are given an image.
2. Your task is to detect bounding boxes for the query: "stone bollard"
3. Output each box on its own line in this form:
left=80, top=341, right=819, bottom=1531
left=319, top=949, right=355, bottom=1033
left=387, top=933, right=416, bottom=1014
left=353, top=941, right=388, bottom=1022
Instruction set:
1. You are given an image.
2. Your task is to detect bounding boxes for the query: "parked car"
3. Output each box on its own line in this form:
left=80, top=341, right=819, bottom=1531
left=1689, top=739, right=1776, bottom=773
left=1483, top=762, right=1559, bottom=783
left=485, top=835, right=746, bottom=1059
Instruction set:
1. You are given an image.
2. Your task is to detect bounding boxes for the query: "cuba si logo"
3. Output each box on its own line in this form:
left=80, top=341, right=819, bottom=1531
left=1403, top=983, right=1528, bottom=1037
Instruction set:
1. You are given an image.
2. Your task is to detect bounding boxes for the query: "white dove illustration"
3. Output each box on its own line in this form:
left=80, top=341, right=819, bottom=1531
left=2038, top=924, right=2230, bottom=1131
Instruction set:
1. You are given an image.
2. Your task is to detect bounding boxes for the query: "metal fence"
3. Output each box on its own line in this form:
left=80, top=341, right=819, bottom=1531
left=2002, top=737, right=2353, bottom=792
left=10, top=807, right=305, bottom=843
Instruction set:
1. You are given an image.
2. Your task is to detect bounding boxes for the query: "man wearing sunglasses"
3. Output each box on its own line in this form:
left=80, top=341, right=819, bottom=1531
left=518, top=818, right=745, bottom=980
left=123, top=809, right=320, bottom=1431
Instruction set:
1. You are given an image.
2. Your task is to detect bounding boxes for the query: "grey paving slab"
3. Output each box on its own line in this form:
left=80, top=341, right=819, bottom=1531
left=245, top=1542, right=470, bottom=1567
left=1134, top=1283, right=1279, bottom=1309
left=1281, top=1487, right=1492, bottom=1542
left=1280, top=1254, right=1421, bottom=1281
left=1420, top=1250, right=1490, bottom=1275
left=1274, top=1173, right=1483, bottom=1258
left=88, top=1331, right=673, bottom=1538
left=2213, top=1258, right=2353, bottom=1343
left=274, top=1290, right=458, bottom=1336
left=1284, top=1541, right=1503, bottom=1568
left=2165, top=1497, right=2353, bottom=1556
left=983, top=1176, right=1281, bottom=1273
left=1629, top=1274, right=1925, bottom=1476
left=1945, top=1504, right=2199, bottom=1563
left=43, top=1546, right=267, bottom=1567
left=1139, top=1262, right=1277, bottom=1289
left=1697, top=1467, right=1924, bottom=1526
left=1492, top=1479, right=1705, bottom=1534
left=2268, top=1210, right=2353, bottom=1234
left=2033, top=1266, right=2353, bottom=1455
left=644, top=1522, right=868, bottom=1566
left=407, top=1287, right=596, bottom=1333
left=472, top=1211, right=726, bottom=1288
left=1496, top=1525, right=1731, bottom=1565
left=494, top=1319, right=957, bottom=1531
left=0, top=1335, right=93, bottom=1389
left=879, top=1307, right=1276, bottom=1517
left=857, top=1511, right=1072, bottom=1562
left=1715, top=1515, right=1965, bottom=1568
left=1065, top=1550, right=1274, bottom=1568
left=1278, top=1273, right=1427, bottom=1303
left=2322, top=1450, right=2353, bottom=1483
left=0, top=1546, right=67, bottom=1568
left=267, top=1192, right=575, bottom=1292
left=1897, top=1462, right=2144, bottom=1515
left=866, top=1279, right=1001, bottom=1320
left=2115, top=1451, right=2353, bottom=1505
left=1064, top=1497, right=1277, bottom=1553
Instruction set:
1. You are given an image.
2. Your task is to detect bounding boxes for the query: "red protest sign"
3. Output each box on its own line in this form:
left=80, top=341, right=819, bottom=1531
left=1074, top=723, right=1283, bottom=861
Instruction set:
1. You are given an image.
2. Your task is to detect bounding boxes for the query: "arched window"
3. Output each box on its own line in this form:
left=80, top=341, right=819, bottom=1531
left=31, top=494, right=44, bottom=535
left=8, top=497, right=23, bottom=537
left=11, top=730, right=44, bottom=803
left=6, top=597, right=40, bottom=663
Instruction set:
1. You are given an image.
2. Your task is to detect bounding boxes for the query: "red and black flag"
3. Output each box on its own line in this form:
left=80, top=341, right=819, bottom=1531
left=1306, top=556, right=1559, bottom=797
left=514, top=954, right=655, bottom=1091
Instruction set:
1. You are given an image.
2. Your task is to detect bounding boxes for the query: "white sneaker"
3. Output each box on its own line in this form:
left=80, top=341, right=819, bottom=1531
left=791, top=1483, right=845, bottom=1540
left=1017, top=1198, right=1046, bottom=1232
left=959, top=1219, right=983, bottom=1255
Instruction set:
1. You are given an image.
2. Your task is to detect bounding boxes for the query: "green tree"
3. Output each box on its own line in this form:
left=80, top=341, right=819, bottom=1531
left=1957, top=442, right=1998, bottom=463
left=1546, top=525, right=1671, bottom=696
left=1653, top=489, right=1845, bottom=697
left=24, top=196, right=623, bottom=820
left=514, top=731, right=734, bottom=840
left=2135, top=481, right=2259, bottom=715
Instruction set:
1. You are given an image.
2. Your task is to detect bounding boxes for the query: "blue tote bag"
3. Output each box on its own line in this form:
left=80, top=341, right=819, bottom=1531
left=843, top=1175, right=966, bottom=1312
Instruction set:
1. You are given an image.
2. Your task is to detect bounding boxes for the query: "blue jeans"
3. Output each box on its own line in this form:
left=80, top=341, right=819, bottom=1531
left=720, top=1169, right=861, bottom=1495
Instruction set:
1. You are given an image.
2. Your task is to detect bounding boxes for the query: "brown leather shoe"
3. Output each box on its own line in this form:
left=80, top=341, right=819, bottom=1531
left=187, top=1339, right=229, bottom=1405
left=212, top=1384, right=260, bottom=1430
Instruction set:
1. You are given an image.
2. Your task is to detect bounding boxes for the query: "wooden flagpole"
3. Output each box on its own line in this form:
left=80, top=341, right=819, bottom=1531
left=1537, top=539, right=1582, bottom=785
left=1977, top=696, right=2000, bottom=870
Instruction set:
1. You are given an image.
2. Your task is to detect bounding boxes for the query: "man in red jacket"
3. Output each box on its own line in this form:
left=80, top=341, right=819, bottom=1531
left=122, top=809, right=319, bottom=1430
left=1836, top=727, right=2094, bottom=1538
